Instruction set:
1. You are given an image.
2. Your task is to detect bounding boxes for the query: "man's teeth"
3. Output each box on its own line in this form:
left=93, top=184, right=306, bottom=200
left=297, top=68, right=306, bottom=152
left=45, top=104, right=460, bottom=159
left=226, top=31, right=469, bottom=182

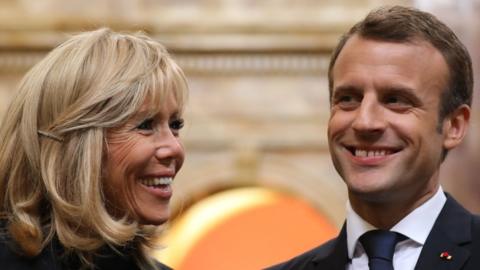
left=354, top=149, right=389, bottom=157
left=141, top=177, right=173, bottom=187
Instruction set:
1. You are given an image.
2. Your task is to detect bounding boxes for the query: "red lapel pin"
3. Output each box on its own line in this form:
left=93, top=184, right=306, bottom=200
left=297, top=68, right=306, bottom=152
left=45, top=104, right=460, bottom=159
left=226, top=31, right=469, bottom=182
left=440, top=251, right=453, bottom=260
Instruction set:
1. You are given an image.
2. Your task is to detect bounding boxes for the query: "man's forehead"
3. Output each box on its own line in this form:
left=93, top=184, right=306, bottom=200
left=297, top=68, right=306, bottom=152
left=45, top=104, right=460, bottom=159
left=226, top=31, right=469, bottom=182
left=330, top=35, right=449, bottom=99
left=342, top=34, right=438, bottom=56
left=333, top=35, right=447, bottom=75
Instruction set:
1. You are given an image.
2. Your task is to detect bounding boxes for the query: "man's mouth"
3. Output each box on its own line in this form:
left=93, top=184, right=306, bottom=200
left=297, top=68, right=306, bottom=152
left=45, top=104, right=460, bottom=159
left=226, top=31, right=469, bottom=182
left=345, top=146, right=400, bottom=157
left=139, top=177, right=173, bottom=188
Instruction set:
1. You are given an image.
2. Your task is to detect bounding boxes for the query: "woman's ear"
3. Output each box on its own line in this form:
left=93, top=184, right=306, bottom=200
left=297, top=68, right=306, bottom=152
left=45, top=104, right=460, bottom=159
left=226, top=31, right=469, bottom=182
left=442, top=104, right=470, bottom=150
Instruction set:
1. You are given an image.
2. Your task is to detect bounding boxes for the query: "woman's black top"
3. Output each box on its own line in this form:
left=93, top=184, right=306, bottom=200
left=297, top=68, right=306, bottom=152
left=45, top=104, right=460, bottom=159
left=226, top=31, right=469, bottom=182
left=0, top=233, right=172, bottom=270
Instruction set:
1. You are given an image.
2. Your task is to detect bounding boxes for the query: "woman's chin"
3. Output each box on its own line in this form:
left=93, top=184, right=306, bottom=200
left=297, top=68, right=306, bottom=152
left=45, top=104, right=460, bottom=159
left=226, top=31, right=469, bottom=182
left=138, top=212, right=170, bottom=226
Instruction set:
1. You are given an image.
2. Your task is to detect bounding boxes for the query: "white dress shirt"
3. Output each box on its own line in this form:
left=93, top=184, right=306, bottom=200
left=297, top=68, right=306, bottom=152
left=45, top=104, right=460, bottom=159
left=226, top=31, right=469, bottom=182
left=346, top=187, right=446, bottom=270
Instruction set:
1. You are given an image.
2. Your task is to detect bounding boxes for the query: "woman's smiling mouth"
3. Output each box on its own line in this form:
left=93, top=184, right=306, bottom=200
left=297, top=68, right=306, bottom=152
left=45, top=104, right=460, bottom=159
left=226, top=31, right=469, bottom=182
left=139, top=176, right=173, bottom=187
left=138, top=176, right=174, bottom=199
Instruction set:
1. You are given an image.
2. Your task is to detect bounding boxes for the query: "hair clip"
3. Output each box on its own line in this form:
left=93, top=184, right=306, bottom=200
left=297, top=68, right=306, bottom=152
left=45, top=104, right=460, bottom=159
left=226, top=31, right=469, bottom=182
left=37, top=130, right=63, bottom=142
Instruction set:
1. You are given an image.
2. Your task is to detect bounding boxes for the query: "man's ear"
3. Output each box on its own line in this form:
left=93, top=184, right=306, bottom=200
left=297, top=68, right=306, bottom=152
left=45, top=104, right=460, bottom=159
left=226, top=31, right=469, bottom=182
left=442, top=104, right=470, bottom=150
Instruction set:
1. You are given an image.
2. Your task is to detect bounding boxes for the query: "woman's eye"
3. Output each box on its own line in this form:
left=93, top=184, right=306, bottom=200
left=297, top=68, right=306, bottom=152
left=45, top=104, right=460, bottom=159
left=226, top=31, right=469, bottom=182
left=137, top=118, right=155, bottom=130
left=170, top=118, right=184, bottom=131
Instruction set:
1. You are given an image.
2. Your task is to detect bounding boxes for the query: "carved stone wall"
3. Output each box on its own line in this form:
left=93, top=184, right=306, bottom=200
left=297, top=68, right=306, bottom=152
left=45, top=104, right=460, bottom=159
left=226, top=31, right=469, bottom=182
left=9, top=1, right=479, bottom=235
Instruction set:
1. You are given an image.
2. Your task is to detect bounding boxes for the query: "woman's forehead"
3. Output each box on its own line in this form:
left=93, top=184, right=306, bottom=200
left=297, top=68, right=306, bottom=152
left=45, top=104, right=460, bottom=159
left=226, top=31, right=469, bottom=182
left=138, top=92, right=180, bottom=115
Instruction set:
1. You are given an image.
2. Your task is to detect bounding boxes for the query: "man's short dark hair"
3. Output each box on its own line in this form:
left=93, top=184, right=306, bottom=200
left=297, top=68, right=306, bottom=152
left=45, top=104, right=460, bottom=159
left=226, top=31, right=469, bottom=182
left=328, top=6, right=473, bottom=121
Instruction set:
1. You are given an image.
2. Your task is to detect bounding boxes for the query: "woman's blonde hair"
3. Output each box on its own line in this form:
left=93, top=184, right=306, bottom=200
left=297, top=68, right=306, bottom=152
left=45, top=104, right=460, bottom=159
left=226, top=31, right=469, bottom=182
left=0, top=28, right=188, bottom=269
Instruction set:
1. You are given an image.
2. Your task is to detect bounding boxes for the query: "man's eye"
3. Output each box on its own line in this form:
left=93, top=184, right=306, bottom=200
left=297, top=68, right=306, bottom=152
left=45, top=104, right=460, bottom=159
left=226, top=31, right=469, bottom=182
left=170, top=118, right=184, bottom=131
left=385, top=96, right=401, bottom=103
left=384, top=95, right=412, bottom=109
left=339, top=95, right=354, bottom=102
left=137, top=118, right=154, bottom=130
left=334, top=95, right=360, bottom=109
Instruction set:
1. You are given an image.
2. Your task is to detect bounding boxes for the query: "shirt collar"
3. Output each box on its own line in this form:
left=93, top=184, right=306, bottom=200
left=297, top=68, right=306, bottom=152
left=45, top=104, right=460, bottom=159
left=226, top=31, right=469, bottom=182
left=346, top=186, right=446, bottom=259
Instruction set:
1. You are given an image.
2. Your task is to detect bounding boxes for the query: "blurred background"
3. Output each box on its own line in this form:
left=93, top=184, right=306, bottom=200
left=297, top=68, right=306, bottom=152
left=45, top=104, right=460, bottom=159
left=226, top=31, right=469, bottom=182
left=1, top=0, right=479, bottom=269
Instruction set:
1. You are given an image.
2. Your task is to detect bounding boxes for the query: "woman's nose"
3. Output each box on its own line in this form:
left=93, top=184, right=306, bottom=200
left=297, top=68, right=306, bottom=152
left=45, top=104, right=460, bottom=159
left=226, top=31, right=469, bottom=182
left=154, top=129, right=185, bottom=167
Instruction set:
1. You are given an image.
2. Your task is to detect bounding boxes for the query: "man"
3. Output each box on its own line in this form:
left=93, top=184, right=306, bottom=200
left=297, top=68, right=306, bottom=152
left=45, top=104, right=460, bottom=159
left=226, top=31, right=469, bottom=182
left=267, top=5, right=479, bottom=270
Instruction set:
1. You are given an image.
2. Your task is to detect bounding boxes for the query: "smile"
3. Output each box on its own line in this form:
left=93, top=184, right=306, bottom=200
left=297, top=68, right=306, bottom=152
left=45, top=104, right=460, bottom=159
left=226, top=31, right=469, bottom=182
left=140, top=177, right=173, bottom=187
left=345, top=146, right=400, bottom=158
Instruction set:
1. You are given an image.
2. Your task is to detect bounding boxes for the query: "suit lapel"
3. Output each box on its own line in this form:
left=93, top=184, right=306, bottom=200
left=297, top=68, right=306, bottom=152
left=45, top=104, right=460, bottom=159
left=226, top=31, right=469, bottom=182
left=414, top=195, right=472, bottom=270
left=311, top=225, right=349, bottom=270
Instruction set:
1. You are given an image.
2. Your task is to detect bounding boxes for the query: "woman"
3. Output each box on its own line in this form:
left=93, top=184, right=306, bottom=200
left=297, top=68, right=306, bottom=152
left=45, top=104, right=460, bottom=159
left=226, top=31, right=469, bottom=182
left=0, top=28, right=188, bottom=269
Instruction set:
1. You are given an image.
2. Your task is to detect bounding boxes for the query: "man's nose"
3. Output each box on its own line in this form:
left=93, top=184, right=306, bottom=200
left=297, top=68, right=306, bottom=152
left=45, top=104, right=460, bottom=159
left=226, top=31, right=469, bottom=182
left=351, top=97, right=386, bottom=137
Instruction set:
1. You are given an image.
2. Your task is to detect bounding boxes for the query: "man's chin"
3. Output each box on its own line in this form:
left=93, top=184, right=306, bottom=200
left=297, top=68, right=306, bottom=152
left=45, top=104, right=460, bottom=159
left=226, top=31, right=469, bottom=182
left=347, top=184, right=396, bottom=203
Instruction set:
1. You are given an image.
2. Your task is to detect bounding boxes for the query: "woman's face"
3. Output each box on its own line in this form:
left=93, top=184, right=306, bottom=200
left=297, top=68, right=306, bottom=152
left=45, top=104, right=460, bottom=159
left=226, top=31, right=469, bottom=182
left=104, top=92, right=185, bottom=225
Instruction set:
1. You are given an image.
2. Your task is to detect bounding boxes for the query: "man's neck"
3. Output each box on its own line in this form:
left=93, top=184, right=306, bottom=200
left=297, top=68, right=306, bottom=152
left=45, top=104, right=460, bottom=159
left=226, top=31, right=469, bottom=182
left=349, top=184, right=439, bottom=229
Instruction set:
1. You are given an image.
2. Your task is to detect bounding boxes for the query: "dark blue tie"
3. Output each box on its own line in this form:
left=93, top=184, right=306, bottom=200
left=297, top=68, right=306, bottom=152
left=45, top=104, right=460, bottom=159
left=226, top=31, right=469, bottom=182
left=359, top=230, right=406, bottom=270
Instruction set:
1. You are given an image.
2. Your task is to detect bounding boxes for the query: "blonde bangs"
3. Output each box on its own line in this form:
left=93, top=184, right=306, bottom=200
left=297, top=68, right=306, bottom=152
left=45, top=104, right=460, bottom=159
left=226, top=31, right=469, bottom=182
left=139, top=48, right=188, bottom=119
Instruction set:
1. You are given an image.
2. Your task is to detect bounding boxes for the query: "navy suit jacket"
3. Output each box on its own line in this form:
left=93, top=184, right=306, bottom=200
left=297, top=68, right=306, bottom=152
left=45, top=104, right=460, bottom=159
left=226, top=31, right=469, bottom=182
left=266, top=195, right=480, bottom=270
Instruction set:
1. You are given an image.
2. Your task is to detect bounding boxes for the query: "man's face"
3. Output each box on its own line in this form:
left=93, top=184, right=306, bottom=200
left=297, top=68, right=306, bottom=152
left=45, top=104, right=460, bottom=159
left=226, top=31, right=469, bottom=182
left=328, top=35, right=450, bottom=204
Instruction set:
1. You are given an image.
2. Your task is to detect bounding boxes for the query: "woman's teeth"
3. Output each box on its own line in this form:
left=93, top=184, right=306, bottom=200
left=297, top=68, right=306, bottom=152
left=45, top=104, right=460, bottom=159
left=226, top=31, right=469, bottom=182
left=140, top=177, right=173, bottom=187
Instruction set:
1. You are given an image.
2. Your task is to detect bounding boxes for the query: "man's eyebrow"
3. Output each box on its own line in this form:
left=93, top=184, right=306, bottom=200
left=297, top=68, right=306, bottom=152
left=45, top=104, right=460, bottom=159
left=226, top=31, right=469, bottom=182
left=332, top=85, right=362, bottom=97
left=382, top=86, right=421, bottom=98
left=382, top=85, right=416, bottom=94
left=333, top=85, right=417, bottom=95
